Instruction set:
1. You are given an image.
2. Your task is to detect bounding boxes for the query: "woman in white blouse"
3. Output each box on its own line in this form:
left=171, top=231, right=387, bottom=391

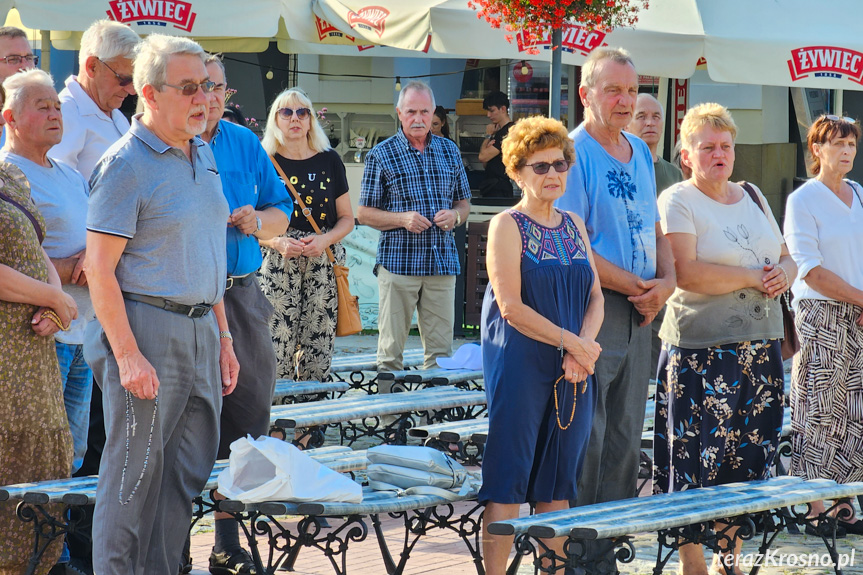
left=656, top=103, right=796, bottom=575
left=784, top=114, right=863, bottom=535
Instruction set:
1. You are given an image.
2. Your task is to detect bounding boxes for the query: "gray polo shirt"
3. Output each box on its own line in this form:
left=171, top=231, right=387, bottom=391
left=87, top=115, right=229, bottom=306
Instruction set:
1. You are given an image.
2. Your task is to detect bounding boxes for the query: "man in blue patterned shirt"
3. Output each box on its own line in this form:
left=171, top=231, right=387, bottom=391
left=359, top=81, right=471, bottom=371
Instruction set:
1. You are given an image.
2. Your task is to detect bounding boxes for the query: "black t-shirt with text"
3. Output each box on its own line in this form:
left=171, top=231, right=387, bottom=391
left=274, top=149, right=349, bottom=232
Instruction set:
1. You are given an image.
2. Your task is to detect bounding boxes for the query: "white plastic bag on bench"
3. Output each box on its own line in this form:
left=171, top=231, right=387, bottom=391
left=367, top=445, right=479, bottom=500
left=217, top=435, right=363, bottom=503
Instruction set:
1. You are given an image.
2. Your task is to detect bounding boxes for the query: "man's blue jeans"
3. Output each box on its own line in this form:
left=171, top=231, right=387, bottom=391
left=55, top=341, right=93, bottom=474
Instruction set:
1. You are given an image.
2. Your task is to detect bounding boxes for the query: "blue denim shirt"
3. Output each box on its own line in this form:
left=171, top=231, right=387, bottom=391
left=209, top=120, right=292, bottom=276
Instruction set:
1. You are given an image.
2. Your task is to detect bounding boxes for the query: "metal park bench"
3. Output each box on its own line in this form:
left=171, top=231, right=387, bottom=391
left=377, top=367, right=484, bottom=392
left=489, top=476, right=863, bottom=575
left=272, top=379, right=351, bottom=404
left=409, top=417, right=489, bottom=465
left=269, top=386, right=487, bottom=448
left=0, top=445, right=368, bottom=575
left=215, top=483, right=483, bottom=575
left=329, top=349, right=425, bottom=393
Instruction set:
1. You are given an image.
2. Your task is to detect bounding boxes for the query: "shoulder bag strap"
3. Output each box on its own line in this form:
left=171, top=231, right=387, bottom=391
left=0, top=189, right=44, bottom=244
left=739, top=181, right=768, bottom=217
left=847, top=179, right=863, bottom=209
left=268, top=154, right=336, bottom=265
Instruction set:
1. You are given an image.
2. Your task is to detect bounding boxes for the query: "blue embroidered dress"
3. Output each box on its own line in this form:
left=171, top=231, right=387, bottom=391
left=479, top=209, right=596, bottom=504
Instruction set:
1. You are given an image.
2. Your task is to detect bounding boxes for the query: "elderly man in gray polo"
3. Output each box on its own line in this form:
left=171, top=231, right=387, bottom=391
left=83, top=34, right=238, bottom=574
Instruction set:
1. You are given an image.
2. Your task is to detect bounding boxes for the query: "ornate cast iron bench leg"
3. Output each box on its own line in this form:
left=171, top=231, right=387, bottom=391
left=19, top=502, right=84, bottom=575
left=371, top=503, right=485, bottom=575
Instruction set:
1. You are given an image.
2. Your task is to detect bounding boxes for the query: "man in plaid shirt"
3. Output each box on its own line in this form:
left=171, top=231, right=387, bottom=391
left=359, top=81, right=471, bottom=371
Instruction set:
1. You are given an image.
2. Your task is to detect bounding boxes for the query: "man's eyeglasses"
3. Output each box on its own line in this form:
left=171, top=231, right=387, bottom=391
left=97, top=58, right=133, bottom=87
left=0, top=54, right=37, bottom=67
left=524, top=159, right=571, bottom=175
left=824, top=114, right=857, bottom=124
left=161, top=81, right=216, bottom=96
left=277, top=107, right=311, bottom=120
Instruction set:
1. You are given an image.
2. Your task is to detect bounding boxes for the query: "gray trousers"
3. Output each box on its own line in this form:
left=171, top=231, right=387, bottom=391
left=577, top=289, right=651, bottom=506
left=219, top=277, right=277, bottom=459
left=84, top=300, right=222, bottom=575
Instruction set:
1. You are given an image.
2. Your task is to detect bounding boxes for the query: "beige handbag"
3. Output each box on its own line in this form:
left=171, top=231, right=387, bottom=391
left=269, top=156, right=362, bottom=336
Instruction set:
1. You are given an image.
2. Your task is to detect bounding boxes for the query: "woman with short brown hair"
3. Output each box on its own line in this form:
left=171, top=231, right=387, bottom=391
left=784, top=114, right=863, bottom=534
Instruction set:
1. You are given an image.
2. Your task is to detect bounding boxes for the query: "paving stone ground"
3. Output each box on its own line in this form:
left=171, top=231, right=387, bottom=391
left=187, top=334, right=863, bottom=575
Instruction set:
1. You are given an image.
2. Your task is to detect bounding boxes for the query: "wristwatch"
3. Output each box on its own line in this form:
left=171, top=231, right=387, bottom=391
left=255, top=216, right=262, bottom=233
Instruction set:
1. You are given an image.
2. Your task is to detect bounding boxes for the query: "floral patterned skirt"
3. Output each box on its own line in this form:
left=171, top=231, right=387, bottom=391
left=257, top=228, right=345, bottom=381
left=653, top=339, right=785, bottom=494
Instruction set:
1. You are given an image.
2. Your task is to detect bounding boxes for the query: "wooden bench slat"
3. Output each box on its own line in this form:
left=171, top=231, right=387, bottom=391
left=378, top=368, right=483, bottom=384
left=538, top=479, right=806, bottom=539
left=271, top=387, right=486, bottom=429
left=295, top=485, right=479, bottom=516
left=489, top=478, right=863, bottom=540
left=329, top=349, right=424, bottom=373
left=1, top=445, right=363, bottom=506
left=272, top=380, right=350, bottom=401
left=566, top=479, right=863, bottom=540
left=270, top=385, right=470, bottom=416
left=489, top=476, right=804, bottom=537
left=409, top=418, right=489, bottom=441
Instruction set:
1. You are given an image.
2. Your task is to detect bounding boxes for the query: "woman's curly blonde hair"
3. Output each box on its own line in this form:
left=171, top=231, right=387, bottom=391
left=502, top=116, right=575, bottom=181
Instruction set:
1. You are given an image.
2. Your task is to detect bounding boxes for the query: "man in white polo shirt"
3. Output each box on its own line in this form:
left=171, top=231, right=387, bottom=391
left=51, top=20, right=139, bottom=180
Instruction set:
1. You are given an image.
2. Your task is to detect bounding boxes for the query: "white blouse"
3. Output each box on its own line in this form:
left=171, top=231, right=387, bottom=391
left=783, top=178, right=863, bottom=308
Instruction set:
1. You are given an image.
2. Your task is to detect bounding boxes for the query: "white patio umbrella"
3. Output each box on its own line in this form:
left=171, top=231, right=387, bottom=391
left=5, top=0, right=286, bottom=52
left=7, top=0, right=859, bottom=91
left=697, top=0, right=863, bottom=90
left=281, top=0, right=704, bottom=79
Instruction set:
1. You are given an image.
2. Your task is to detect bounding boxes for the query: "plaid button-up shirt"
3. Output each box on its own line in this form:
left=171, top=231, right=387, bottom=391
left=360, top=129, right=471, bottom=276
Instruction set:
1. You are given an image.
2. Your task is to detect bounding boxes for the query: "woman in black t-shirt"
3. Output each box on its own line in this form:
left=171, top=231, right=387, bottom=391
left=258, top=88, right=354, bottom=382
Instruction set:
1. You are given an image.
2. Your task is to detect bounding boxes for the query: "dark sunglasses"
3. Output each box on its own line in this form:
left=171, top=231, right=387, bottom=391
left=524, top=159, right=571, bottom=175
left=161, top=81, right=216, bottom=96
left=97, top=58, right=133, bottom=87
left=824, top=114, right=857, bottom=124
left=277, top=107, right=311, bottom=120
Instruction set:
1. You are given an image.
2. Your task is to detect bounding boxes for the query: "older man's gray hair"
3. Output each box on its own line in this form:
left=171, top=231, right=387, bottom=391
left=2, top=68, right=54, bottom=114
left=133, top=34, right=205, bottom=95
left=580, top=47, right=634, bottom=90
left=79, top=20, right=140, bottom=69
left=397, top=80, right=435, bottom=110
left=0, top=26, right=27, bottom=40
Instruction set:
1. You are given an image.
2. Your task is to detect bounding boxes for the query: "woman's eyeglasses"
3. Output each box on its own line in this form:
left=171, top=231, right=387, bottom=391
left=97, top=58, right=133, bottom=87
left=824, top=114, right=857, bottom=124
left=161, top=81, right=216, bottom=96
left=277, top=107, right=311, bottom=120
left=524, top=159, right=571, bottom=175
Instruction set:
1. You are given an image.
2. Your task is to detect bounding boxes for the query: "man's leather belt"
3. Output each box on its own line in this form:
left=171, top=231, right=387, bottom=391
left=225, top=274, right=255, bottom=290
left=122, top=292, right=213, bottom=318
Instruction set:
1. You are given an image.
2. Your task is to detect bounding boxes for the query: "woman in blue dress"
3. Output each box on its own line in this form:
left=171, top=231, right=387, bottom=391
left=480, top=116, right=604, bottom=574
